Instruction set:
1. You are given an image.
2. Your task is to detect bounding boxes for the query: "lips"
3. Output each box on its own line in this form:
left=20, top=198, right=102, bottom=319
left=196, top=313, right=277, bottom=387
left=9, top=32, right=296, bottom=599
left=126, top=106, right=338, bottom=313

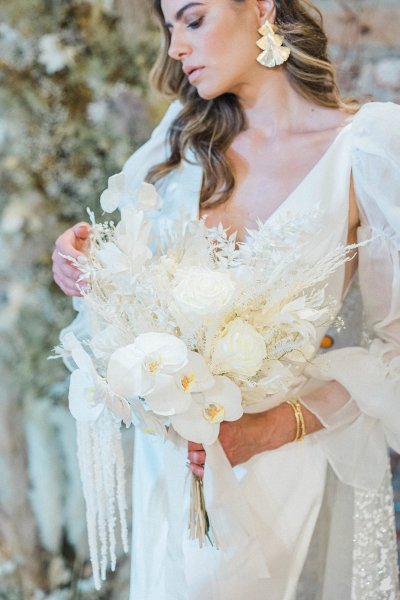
left=183, top=66, right=205, bottom=83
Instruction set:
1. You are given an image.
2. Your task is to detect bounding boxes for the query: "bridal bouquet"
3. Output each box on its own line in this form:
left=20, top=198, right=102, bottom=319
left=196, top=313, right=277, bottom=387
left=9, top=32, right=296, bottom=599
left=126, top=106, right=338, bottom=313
left=56, top=173, right=356, bottom=588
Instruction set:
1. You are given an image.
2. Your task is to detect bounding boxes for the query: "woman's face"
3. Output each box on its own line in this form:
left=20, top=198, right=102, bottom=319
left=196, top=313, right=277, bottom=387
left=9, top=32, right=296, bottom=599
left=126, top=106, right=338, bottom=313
left=161, top=0, right=269, bottom=100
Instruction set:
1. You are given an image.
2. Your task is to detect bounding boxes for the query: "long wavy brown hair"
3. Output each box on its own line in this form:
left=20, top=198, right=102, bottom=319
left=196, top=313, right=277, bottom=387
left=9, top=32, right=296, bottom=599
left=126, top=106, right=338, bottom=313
left=146, top=0, right=358, bottom=208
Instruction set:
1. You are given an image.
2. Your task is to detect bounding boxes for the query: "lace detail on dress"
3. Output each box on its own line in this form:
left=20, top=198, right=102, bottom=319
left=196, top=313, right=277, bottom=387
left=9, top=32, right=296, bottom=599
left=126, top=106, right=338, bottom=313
left=352, top=466, right=399, bottom=599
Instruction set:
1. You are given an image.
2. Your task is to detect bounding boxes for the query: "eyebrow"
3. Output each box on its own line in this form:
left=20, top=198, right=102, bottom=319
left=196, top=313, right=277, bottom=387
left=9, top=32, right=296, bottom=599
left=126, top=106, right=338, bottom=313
left=164, top=2, right=205, bottom=28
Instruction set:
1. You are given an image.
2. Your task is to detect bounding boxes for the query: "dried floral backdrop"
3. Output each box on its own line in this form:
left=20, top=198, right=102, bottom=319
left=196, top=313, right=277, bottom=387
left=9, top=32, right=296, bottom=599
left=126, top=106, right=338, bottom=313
left=0, top=0, right=399, bottom=598
left=0, top=1, right=159, bottom=598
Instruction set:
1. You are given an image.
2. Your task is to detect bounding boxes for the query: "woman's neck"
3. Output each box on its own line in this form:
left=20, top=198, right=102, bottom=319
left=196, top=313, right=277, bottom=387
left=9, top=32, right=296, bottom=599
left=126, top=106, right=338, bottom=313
left=234, top=69, right=331, bottom=138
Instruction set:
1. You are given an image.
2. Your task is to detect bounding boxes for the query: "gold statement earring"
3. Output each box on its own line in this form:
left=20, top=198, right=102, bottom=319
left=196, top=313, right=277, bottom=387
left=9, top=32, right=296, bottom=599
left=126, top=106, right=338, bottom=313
left=256, top=21, right=290, bottom=68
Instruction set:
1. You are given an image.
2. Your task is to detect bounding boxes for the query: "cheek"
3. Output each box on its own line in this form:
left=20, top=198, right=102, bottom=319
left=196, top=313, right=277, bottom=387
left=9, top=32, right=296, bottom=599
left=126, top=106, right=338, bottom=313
left=199, top=27, right=225, bottom=62
left=205, top=29, right=256, bottom=77
left=193, top=20, right=257, bottom=97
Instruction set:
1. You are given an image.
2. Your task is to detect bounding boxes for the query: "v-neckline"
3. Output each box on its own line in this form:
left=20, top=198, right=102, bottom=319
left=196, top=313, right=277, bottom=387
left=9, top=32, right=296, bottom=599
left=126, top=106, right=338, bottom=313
left=196, top=117, right=354, bottom=237
left=278, top=119, right=353, bottom=208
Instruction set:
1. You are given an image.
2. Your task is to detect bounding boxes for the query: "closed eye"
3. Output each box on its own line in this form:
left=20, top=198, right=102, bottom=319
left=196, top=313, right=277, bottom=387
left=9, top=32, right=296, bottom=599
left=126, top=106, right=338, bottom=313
left=187, top=17, right=204, bottom=29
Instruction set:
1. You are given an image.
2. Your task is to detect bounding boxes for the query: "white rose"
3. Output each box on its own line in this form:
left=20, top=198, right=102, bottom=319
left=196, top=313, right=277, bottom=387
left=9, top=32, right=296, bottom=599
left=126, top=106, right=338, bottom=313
left=173, top=266, right=235, bottom=316
left=211, top=318, right=266, bottom=378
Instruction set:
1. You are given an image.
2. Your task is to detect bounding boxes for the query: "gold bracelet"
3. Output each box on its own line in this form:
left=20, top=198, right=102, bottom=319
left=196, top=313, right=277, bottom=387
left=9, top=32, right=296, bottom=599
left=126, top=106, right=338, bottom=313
left=296, top=399, right=306, bottom=441
left=285, top=399, right=300, bottom=441
left=285, top=398, right=306, bottom=442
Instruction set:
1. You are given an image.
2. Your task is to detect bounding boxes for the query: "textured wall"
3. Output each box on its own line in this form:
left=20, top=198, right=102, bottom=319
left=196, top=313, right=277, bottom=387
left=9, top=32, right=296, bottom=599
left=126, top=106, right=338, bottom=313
left=317, top=0, right=400, bottom=101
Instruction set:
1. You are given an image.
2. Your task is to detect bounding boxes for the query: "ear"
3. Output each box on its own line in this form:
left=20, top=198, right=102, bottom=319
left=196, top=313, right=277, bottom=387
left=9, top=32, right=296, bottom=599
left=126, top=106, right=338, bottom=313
left=256, top=0, right=276, bottom=25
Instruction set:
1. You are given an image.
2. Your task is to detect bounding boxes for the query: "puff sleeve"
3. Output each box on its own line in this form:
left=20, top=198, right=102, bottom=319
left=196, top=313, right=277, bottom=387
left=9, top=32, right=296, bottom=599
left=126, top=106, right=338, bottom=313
left=303, top=102, right=400, bottom=491
left=121, top=100, right=182, bottom=203
left=60, top=100, right=183, bottom=352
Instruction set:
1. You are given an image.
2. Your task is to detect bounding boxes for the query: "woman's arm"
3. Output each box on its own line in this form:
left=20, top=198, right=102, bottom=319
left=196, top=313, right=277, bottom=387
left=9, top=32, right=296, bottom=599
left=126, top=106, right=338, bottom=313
left=190, top=104, right=400, bottom=486
left=188, top=379, right=351, bottom=477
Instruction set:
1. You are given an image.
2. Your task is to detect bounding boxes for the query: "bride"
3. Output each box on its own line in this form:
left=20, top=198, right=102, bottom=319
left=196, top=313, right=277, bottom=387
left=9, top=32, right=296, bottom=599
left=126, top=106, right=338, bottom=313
left=52, top=0, right=400, bottom=598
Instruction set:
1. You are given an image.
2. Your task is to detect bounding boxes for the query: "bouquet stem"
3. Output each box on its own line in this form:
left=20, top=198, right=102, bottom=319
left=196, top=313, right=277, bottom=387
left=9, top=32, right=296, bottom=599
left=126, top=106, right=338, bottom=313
left=188, top=473, right=218, bottom=548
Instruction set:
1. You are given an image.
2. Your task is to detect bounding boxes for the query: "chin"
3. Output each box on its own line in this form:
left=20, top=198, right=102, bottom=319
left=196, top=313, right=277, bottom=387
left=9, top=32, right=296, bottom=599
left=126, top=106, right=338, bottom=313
left=196, top=85, right=228, bottom=101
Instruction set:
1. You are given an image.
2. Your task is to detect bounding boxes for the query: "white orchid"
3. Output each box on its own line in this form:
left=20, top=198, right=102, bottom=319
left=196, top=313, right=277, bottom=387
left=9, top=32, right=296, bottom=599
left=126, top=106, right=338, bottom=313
left=106, top=333, right=190, bottom=416
left=170, top=375, right=243, bottom=445
left=64, top=333, right=131, bottom=425
left=107, top=344, right=153, bottom=398
left=130, top=397, right=168, bottom=437
left=144, top=350, right=214, bottom=416
left=133, top=332, right=189, bottom=374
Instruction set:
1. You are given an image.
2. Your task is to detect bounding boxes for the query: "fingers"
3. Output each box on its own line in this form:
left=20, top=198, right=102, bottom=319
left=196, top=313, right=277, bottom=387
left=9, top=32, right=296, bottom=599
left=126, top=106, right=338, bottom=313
left=52, top=252, right=88, bottom=297
left=52, top=222, right=91, bottom=295
left=187, top=441, right=206, bottom=479
left=52, top=253, right=80, bottom=278
left=55, top=222, right=91, bottom=259
left=189, top=463, right=204, bottom=478
left=72, top=222, right=91, bottom=240
left=52, top=265, right=84, bottom=296
left=188, top=450, right=206, bottom=466
left=188, top=441, right=205, bottom=465
left=188, top=441, right=204, bottom=452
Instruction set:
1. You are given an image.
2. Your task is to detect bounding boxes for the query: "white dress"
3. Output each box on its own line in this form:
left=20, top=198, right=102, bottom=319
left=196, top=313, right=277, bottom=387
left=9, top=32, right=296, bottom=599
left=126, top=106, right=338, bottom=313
left=69, top=101, right=400, bottom=599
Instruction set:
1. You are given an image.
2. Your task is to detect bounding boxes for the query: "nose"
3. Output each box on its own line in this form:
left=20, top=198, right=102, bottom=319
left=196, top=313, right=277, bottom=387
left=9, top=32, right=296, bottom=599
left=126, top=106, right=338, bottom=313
left=168, top=28, right=192, bottom=61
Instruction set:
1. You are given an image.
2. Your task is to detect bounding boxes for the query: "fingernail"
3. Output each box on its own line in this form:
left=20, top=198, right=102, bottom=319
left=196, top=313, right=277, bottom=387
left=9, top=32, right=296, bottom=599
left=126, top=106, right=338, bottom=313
left=77, top=255, right=88, bottom=264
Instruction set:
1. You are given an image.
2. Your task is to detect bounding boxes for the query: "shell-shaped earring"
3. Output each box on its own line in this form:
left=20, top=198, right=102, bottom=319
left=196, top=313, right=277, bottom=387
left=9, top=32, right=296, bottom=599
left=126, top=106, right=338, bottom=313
left=256, top=21, right=290, bottom=68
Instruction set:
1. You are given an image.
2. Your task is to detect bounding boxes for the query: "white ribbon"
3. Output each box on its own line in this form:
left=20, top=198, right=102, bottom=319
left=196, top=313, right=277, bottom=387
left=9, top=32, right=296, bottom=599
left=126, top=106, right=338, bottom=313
left=162, top=432, right=271, bottom=596
left=164, top=429, right=189, bottom=599
left=204, top=441, right=271, bottom=582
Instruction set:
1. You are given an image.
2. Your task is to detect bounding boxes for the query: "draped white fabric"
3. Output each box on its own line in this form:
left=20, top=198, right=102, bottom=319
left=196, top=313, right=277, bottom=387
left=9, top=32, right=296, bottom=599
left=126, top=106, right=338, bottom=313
left=303, top=103, right=400, bottom=492
left=62, top=101, right=400, bottom=599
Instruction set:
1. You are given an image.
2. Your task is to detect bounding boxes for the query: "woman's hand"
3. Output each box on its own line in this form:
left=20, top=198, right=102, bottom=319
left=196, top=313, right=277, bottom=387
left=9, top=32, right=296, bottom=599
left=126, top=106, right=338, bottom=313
left=188, top=399, right=326, bottom=477
left=218, top=412, right=273, bottom=467
left=188, top=412, right=273, bottom=478
left=52, top=222, right=91, bottom=296
left=187, top=441, right=206, bottom=478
